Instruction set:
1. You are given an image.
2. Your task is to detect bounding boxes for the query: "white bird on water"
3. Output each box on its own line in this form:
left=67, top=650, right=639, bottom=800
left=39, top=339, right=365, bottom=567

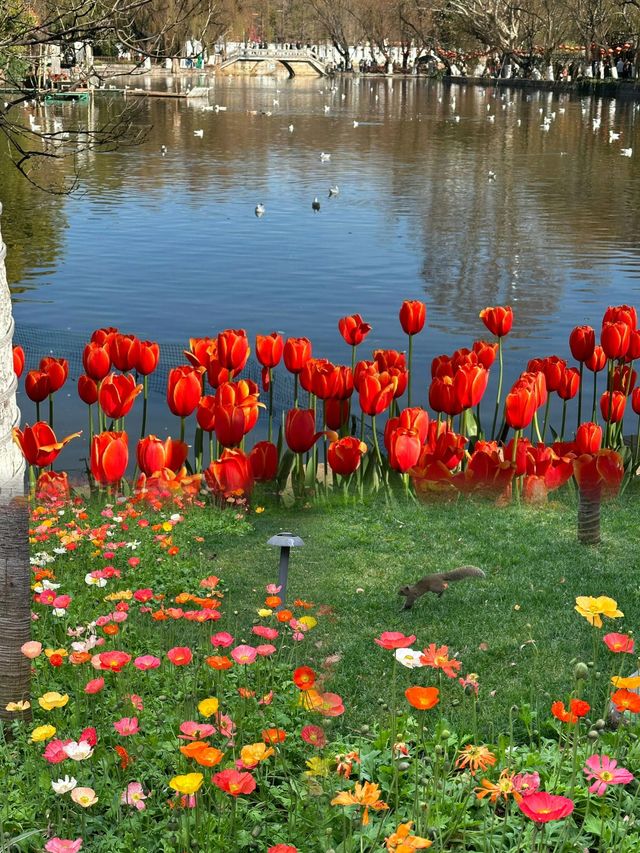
left=621, top=148, right=633, bottom=157
left=488, top=171, right=496, bottom=181
left=288, top=124, right=294, bottom=132
left=160, top=144, right=167, bottom=155
left=324, top=105, right=330, bottom=113
left=329, top=185, right=339, bottom=196
left=609, top=130, right=620, bottom=142
left=487, top=115, right=495, bottom=123
left=255, top=203, right=265, bottom=217
left=214, top=105, right=227, bottom=112
left=193, top=129, right=204, bottom=137
left=320, top=152, right=331, bottom=161
left=312, top=197, right=321, bottom=212
left=353, top=120, right=359, bottom=128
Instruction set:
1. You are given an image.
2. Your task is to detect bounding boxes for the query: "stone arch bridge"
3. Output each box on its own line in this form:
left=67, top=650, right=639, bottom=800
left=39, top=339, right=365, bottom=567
left=219, top=48, right=327, bottom=77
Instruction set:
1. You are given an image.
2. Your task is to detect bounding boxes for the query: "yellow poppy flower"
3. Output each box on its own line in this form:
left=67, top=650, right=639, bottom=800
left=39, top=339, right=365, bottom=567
left=197, top=697, right=219, bottom=718
left=169, top=773, right=203, bottom=795
left=575, top=596, right=623, bottom=628
left=611, top=675, right=640, bottom=689
left=38, top=691, right=69, bottom=711
left=5, top=700, right=30, bottom=712
left=240, top=742, right=274, bottom=767
left=31, top=724, right=57, bottom=742
left=298, top=615, right=317, bottom=630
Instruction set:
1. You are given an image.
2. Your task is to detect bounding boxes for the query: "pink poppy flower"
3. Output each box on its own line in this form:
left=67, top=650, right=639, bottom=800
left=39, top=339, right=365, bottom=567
left=134, top=655, right=161, bottom=671
left=111, top=611, right=127, bottom=623
left=166, top=646, right=192, bottom=666
left=252, top=625, right=279, bottom=640
left=256, top=644, right=277, bottom=657
left=266, top=584, right=282, bottom=594
left=300, top=725, right=326, bottom=748
left=178, top=721, right=216, bottom=740
left=52, top=595, right=72, bottom=610
left=120, top=781, right=148, bottom=810
left=133, top=588, right=153, bottom=603
left=44, top=739, right=72, bottom=764
left=84, top=678, right=105, bottom=695
left=21, top=641, right=43, bottom=659
left=45, top=839, right=83, bottom=853
left=603, top=633, right=635, bottom=654
left=210, top=632, right=234, bottom=648
left=374, top=631, right=417, bottom=650
left=231, top=645, right=258, bottom=665
left=217, top=714, right=236, bottom=740
left=128, top=557, right=140, bottom=568
left=126, top=694, right=144, bottom=711
left=79, top=727, right=97, bottom=747
left=513, top=772, right=541, bottom=797
left=584, top=754, right=634, bottom=796
left=113, top=717, right=139, bottom=736
left=518, top=792, right=575, bottom=823
left=95, top=615, right=111, bottom=627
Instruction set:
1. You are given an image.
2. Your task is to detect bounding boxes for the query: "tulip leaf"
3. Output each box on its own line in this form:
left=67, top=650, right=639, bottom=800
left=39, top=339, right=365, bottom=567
left=305, top=455, right=317, bottom=488
left=276, top=450, right=295, bottom=491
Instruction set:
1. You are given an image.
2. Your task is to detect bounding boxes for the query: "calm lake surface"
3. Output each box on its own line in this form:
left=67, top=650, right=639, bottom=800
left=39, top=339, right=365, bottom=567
left=3, top=75, right=640, bottom=438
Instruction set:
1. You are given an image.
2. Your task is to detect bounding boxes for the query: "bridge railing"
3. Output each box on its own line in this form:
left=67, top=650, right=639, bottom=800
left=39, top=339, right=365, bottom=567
left=225, top=48, right=323, bottom=62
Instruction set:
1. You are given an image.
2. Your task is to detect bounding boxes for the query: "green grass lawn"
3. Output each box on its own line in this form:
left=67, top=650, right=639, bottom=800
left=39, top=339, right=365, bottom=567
left=179, top=492, right=640, bottom=739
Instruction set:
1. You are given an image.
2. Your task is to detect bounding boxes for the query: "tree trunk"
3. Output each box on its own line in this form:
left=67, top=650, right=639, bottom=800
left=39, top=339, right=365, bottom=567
left=577, top=489, right=601, bottom=545
left=0, top=203, right=30, bottom=723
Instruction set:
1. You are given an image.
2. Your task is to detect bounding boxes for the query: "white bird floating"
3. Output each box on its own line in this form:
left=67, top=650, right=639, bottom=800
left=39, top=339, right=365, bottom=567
left=516, top=119, right=522, bottom=127
left=272, top=99, right=279, bottom=106
left=454, top=115, right=460, bottom=123
left=329, top=185, right=339, bottom=196
left=487, top=115, right=495, bottom=123
left=559, top=108, right=565, bottom=114
left=592, top=118, right=601, bottom=130
left=609, top=130, right=620, bottom=142
left=288, top=124, right=294, bottom=132
left=312, top=197, right=321, bottom=212
left=320, top=152, right=331, bottom=161
left=214, top=105, right=227, bottom=112
left=324, top=105, right=330, bottom=113
left=353, top=120, right=359, bottom=128
left=488, top=171, right=496, bottom=181
left=160, top=144, right=167, bottom=155
left=255, top=203, right=265, bottom=217
left=193, top=129, right=204, bottom=137
left=621, top=148, right=633, bottom=157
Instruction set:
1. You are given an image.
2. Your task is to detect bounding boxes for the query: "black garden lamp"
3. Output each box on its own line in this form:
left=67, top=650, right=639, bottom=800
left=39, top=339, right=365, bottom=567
left=267, top=532, right=304, bottom=607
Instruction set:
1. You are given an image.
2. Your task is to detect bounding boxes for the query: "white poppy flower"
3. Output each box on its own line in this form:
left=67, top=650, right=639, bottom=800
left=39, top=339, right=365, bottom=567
left=63, top=741, right=94, bottom=761
left=394, top=648, right=424, bottom=669
left=52, top=775, right=77, bottom=794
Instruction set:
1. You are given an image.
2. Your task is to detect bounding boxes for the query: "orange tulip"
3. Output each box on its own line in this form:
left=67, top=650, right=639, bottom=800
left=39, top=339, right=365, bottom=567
left=217, top=329, right=249, bottom=373
left=91, top=327, right=118, bottom=347
left=167, top=365, right=205, bottom=417
left=185, top=337, right=216, bottom=370
left=338, top=314, right=372, bottom=346
left=472, top=340, right=498, bottom=369
left=542, top=356, right=566, bottom=393
left=99, top=373, right=143, bottom=419
left=557, top=367, right=580, bottom=401
left=453, top=363, right=489, bottom=410
left=599, top=390, right=626, bottom=423
left=196, top=396, right=216, bottom=432
left=585, top=345, right=607, bottom=373
left=575, top=422, right=602, bottom=454
left=399, top=300, right=426, bottom=335
left=204, top=449, right=254, bottom=497
left=249, top=441, right=278, bottom=481
left=359, top=372, right=397, bottom=416
left=283, top=337, right=312, bottom=374
left=91, top=431, right=129, bottom=485
left=603, top=304, right=637, bottom=330
left=12, top=345, right=25, bottom=378
left=601, top=321, right=631, bottom=360
left=387, top=427, right=422, bottom=473
left=137, top=436, right=189, bottom=476
left=13, top=422, right=80, bottom=468
left=505, top=378, right=537, bottom=430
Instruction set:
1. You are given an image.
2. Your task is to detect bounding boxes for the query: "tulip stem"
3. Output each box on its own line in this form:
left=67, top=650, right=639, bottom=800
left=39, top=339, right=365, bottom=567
left=560, top=400, right=567, bottom=442
left=407, top=334, right=414, bottom=407
left=293, top=375, right=298, bottom=409
left=268, top=369, right=273, bottom=443
left=209, top=434, right=214, bottom=465
left=475, top=404, right=483, bottom=439
left=140, top=376, right=148, bottom=440
left=533, top=411, right=542, bottom=444
left=635, top=415, right=640, bottom=467
left=48, top=394, right=54, bottom=429
left=351, top=345, right=356, bottom=374
left=88, top=405, right=94, bottom=450
left=36, top=400, right=40, bottom=423
left=605, top=360, right=614, bottom=448
left=577, top=362, right=584, bottom=431
left=194, top=427, right=203, bottom=474
left=180, top=417, right=185, bottom=444
left=591, top=368, right=598, bottom=422
left=371, top=416, right=384, bottom=470
left=511, top=429, right=520, bottom=502
left=541, top=396, right=550, bottom=443
left=490, top=338, right=503, bottom=440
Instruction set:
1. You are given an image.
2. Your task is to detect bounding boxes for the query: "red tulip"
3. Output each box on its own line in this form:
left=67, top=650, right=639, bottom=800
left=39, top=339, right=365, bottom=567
left=205, top=449, right=254, bottom=497
left=300, top=358, right=332, bottom=397
left=633, top=387, right=640, bottom=415
left=99, top=373, right=143, bottom=419
left=327, top=436, right=367, bottom=476
left=599, top=390, right=626, bottom=423
left=505, top=378, right=537, bottom=430
left=283, top=337, right=312, bottom=374
left=453, top=363, right=489, bottom=410
left=12, top=345, right=25, bottom=378
left=78, top=374, right=98, bottom=405
left=214, top=380, right=261, bottom=445
left=137, top=435, right=188, bottom=476
left=569, top=325, right=596, bottom=363
left=185, top=337, right=216, bottom=370
left=25, top=369, right=51, bottom=403
left=82, top=342, right=111, bottom=381
left=91, top=327, right=118, bottom=347
left=13, top=422, right=80, bottom=468
left=576, top=422, right=602, bottom=454
left=36, top=471, right=70, bottom=503
left=573, top=449, right=624, bottom=499
left=217, top=329, right=249, bottom=374
left=399, top=300, right=426, bottom=335
left=338, top=314, right=372, bottom=346
left=358, top=372, right=398, bottom=416
left=110, top=334, right=140, bottom=372
left=479, top=305, right=513, bottom=337
left=214, top=405, right=247, bottom=447
left=285, top=408, right=322, bottom=454
left=431, top=354, right=453, bottom=379
left=428, top=376, right=458, bottom=416
left=455, top=444, right=515, bottom=496
left=39, top=357, right=68, bottom=393
left=603, top=304, right=637, bottom=330
left=542, top=356, right=566, bottom=393
left=373, top=349, right=406, bottom=373
left=136, top=341, right=160, bottom=375
left=387, top=427, right=422, bottom=473
left=325, top=398, right=350, bottom=430
left=472, top=340, right=498, bottom=369
left=585, top=345, right=607, bottom=373
left=249, top=441, right=278, bottom=481
left=601, top=321, right=630, bottom=360
left=167, top=365, right=205, bottom=417
left=612, top=364, right=636, bottom=393
left=91, top=431, right=128, bottom=485
left=196, top=396, right=216, bottom=432
left=255, top=333, right=283, bottom=368
left=557, top=367, right=580, bottom=401
left=386, top=407, right=430, bottom=446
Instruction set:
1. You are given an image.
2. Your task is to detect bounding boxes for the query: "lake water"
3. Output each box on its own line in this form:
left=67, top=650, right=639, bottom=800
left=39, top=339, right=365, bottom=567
left=3, top=75, right=640, bottom=443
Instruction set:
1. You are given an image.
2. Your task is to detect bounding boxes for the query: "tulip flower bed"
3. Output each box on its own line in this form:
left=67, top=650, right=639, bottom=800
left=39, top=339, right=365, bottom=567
left=3, top=491, right=640, bottom=852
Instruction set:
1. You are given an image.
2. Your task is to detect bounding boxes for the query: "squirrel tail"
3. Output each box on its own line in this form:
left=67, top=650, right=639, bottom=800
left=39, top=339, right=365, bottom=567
left=439, top=566, right=486, bottom=582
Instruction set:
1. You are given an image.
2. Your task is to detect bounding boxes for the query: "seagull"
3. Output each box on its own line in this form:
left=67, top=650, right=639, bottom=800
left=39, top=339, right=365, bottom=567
left=487, top=115, right=495, bottom=123
left=559, top=107, right=565, bottom=114
left=324, top=105, right=330, bottom=113
left=453, top=115, right=460, bottom=123
left=288, top=124, right=294, bottom=132
left=328, top=185, right=339, bottom=196
left=353, top=120, right=359, bottom=127
left=516, top=118, right=522, bottom=127
left=312, top=197, right=321, bottom=212
left=272, top=99, right=279, bottom=106
left=621, top=148, right=633, bottom=157
left=193, top=129, right=203, bottom=137
left=214, top=105, right=227, bottom=112
left=609, top=130, right=620, bottom=142
left=488, top=171, right=496, bottom=181
left=160, top=144, right=167, bottom=155
left=255, top=203, right=265, bottom=217
left=320, top=152, right=331, bottom=161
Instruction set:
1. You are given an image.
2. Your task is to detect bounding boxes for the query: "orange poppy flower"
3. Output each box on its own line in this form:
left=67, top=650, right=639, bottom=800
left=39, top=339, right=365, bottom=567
left=331, top=780, right=389, bottom=826
left=405, top=686, right=439, bottom=711
left=205, top=655, right=233, bottom=671
left=476, top=769, right=520, bottom=803
left=265, top=596, right=282, bottom=608
left=611, top=688, right=640, bottom=713
left=420, top=644, right=461, bottom=679
left=262, top=728, right=287, bottom=744
left=277, top=609, right=293, bottom=623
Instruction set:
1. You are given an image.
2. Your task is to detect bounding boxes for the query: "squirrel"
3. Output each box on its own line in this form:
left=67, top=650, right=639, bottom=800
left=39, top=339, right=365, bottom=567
left=398, top=566, right=486, bottom=610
